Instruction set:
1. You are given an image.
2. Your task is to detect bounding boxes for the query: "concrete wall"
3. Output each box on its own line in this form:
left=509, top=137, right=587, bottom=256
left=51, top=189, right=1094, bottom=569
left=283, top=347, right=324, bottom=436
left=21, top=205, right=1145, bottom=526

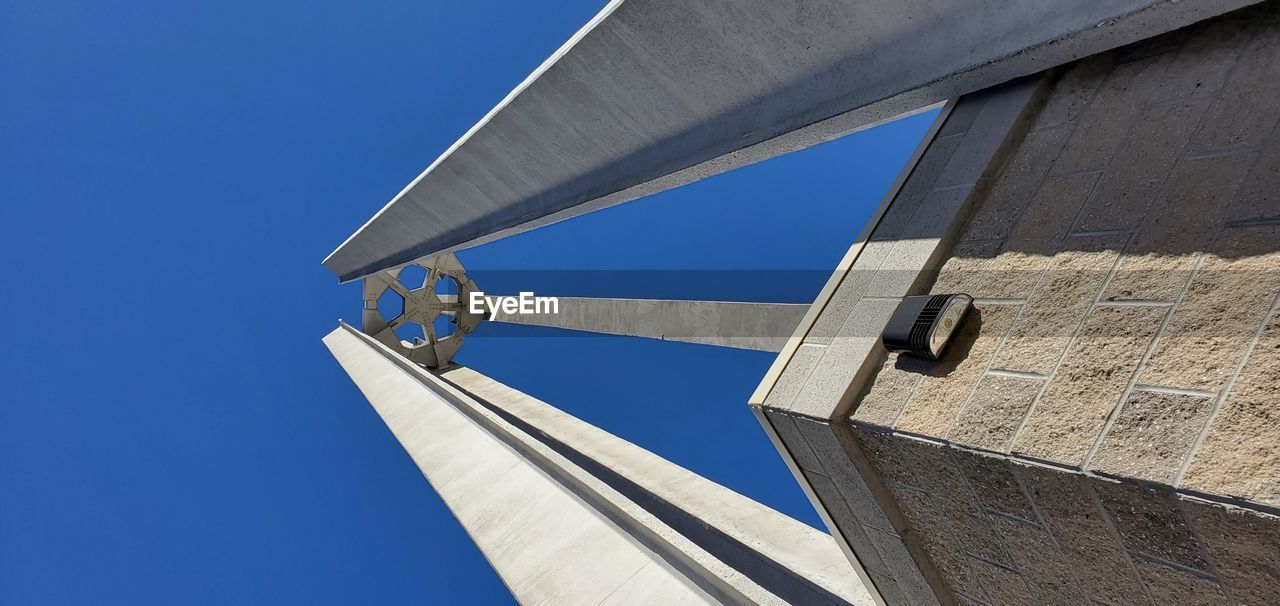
left=759, top=75, right=1052, bottom=605
left=758, top=4, right=1280, bottom=604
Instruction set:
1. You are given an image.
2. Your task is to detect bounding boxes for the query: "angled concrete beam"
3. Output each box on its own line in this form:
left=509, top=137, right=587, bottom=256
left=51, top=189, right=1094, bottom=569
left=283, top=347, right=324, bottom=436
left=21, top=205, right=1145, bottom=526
left=324, top=322, right=872, bottom=605
left=323, top=0, right=1259, bottom=281
left=486, top=296, right=808, bottom=351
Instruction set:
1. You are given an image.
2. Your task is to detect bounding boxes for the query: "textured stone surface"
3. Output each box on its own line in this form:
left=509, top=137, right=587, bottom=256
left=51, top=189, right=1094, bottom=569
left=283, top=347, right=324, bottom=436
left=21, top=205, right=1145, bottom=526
left=758, top=8, right=1280, bottom=603
left=1013, top=305, right=1166, bottom=465
left=1133, top=560, right=1227, bottom=606
left=1183, top=500, right=1280, bottom=606
left=851, top=353, right=923, bottom=427
left=932, top=248, right=1051, bottom=301
left=869, top=133, right=965, bottom=243
left=948, top=375, right=1043, bottom=453
left=764, top=343, right=824, bottom=409
left=1049, top=52, right=1173, bottom=176
left=1102, top=252, right=1198, bottom=304
left=1090, top=390, right=1215, bottom=484
left=863, top=527, right=939, bottom=606
left=1141, top=224, right=1280, bottom=392
left=855, top=431, right=1011, bottom=569
left=793, top=297, right=900, bottom=419
left=1181, top=309, right=1280, bottom=505
left=1014, top=464, right=1152, bottom=606
left=770, top=413, right=939, bottom=604
left=968, top=557, right=1034, bottom=605
left=1091, top=480, right=1208, bottom=570
left=1032, top=54, right=1111, bottom=130
left=794, top=417, right=896, bottom=533
left=992, top=234, right=1124, bottom=374
left=1230, top=134, right=1280, bottom=220
left=963, top=125, right=1073, bottom=242
left=1186, top=6, right=1280, bottom=154
left=1077, top=96, right=1211, bottom=233
left=985, top=514, right=1089, bottom=606
left=805, top=241, right=895, bottom=347
left=894, top=304, right=1018, bottom=436
left=951, top=452, right=1036, bottom=521
left=1104, top=150, right=1257, bottom=302
left=1003, top=171, right=1098, bottom=254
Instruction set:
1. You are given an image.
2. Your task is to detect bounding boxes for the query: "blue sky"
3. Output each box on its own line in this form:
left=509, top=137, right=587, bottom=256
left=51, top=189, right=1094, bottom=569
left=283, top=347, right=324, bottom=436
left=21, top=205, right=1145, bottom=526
left=0, top=1, right=933, bottom=603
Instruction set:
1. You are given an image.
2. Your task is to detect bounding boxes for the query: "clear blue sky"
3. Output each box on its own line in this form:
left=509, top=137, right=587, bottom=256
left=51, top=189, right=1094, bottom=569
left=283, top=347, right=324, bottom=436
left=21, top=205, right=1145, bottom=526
left=0, top=1, right=934, bottom=603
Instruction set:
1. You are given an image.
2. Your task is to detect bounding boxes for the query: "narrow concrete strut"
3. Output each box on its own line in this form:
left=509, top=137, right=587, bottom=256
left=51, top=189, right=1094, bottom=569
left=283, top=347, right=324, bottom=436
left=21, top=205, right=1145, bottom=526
left=324, top=322, right=872, bottom=605
left=323, top=0, right=1260, bottom=281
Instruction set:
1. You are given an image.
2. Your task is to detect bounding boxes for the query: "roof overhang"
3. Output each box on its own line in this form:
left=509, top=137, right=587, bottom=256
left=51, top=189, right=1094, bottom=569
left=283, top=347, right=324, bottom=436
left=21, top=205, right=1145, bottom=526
left=324, top=0, right=1259, bottom=282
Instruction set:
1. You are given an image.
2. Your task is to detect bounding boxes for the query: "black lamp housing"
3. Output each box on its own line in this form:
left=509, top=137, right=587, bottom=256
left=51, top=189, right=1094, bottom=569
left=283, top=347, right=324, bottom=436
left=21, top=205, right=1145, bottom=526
left=882, top=294, right=973, bottom=360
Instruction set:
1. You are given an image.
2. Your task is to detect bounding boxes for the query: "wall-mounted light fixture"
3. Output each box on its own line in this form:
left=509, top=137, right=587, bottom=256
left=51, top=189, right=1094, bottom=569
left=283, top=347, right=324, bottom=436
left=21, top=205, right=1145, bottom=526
left=882, top=294, right=973, bottom=360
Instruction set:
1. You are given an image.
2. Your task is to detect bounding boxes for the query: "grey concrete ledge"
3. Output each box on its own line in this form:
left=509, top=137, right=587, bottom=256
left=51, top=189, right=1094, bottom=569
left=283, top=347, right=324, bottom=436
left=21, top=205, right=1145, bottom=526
left=324, top=0, right=1259, bottom=281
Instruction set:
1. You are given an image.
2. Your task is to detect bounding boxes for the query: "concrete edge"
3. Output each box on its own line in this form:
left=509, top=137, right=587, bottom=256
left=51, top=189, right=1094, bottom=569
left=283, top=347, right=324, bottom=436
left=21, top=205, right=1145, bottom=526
left=325, top=322, right=765, bottom=604
left=747, top=101, right=955, bottom=411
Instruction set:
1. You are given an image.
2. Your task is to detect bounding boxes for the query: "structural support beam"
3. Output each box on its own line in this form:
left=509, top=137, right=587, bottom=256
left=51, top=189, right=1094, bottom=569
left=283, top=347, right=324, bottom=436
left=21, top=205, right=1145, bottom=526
left=488, top=296, right=808, bottom=352
left=324, top=322, right=872, bottom=605
left=323, top=0, right=1259, bottom=281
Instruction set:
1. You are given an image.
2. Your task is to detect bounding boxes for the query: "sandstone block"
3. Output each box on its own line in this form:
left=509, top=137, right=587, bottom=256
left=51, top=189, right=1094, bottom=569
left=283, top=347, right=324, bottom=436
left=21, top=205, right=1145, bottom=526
left=863, top=526, right=940, bottom=606
left=951, top=451, right=1036, bottom=521
left=1177, top=307, right=1280, bottom=504
left=969, top=557, right=1035, bottom=605
left=1033, top=55, right=1112, bottom=130
left=1141, top=224, right=1280, bottom=392
left=1012, top=305, right=1165, bottom=466
left=763, top=343, right=824, bottom=409
left=1187, top=12, right=1280, bottom=154
left=1133, top=559, right=1227, bottom=606
left=985, top=514, right=1090, bottom=606
left=1089, top=390, right=1215, bottom=484
left=1182, top=500, right=1280, bottom=606
left=992, top=234, right=1123, bottom=374
left=962, top=125, right=1072, bottom=242
left=852, top=353, right=923, bottom=428
left=806, top=240, right=895, bottom=346
left=895, top=305, right=1018, bottom=437
left=872, top=134, right=965, bottom=243
left=1014, top=465, right=1150, bottom=605
left=948, top=375, right=1043, bottom=453
left=1004, top=171, right=1099, bottom=255
left=1075, top=95, right=1211, bottom=232
left=1050, top=53, right=1173, bottom=176
left=1181, top=309, right=1280, bottom=506
left=1090, top=480, right=1208, bottom=570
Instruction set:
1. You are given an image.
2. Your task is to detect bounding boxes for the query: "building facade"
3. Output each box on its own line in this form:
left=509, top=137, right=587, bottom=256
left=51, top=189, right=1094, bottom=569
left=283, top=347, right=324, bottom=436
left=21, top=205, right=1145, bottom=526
left=325, top=1, right=1280, bottom=603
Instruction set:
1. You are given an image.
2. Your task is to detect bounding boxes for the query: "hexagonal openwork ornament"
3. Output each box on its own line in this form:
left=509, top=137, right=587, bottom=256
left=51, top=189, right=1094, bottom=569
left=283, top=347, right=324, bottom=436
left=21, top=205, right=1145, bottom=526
left=360, top=253, right=484, bottom=368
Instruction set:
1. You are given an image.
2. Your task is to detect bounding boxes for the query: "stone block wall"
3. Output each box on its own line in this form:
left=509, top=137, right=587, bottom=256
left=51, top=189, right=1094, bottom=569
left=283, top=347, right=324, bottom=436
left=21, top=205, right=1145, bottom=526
left=839, top=4, right=1280, bottom=604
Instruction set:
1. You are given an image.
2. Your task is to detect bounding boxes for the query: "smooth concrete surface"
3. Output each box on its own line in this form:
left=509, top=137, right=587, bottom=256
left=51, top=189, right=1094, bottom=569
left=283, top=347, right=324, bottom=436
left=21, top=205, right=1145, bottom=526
left=323, top=0, right=1260, bottom=282
left=324, top=325, right=715, bottom=605
left=438, top=364, right=871, bottom=606
left=325, top=322, right=872, bottom=605
left=488, top=296, right=808, bottom=351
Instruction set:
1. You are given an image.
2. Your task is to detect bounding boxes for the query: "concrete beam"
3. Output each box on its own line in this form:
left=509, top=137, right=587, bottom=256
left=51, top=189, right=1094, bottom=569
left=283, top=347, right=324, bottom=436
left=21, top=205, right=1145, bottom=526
left=323, top=0, right=1259, bottom=281
left=487, top=296, right=809, bottom=351
left=324, top=322, right=872, bottom=605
